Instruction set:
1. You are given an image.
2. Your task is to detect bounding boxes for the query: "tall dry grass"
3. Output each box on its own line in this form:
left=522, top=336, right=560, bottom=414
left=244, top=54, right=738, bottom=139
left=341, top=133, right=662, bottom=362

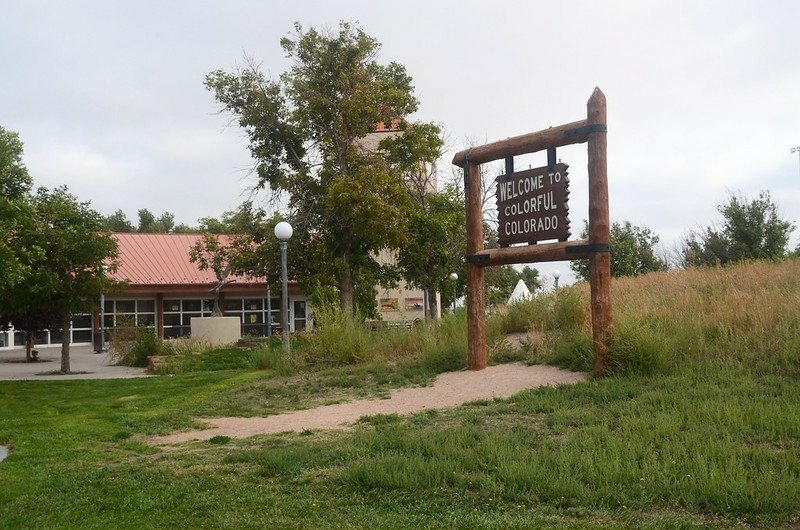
left=566, top=259, right=800, bottom=375
left=498, top=259, right=800, bottom=376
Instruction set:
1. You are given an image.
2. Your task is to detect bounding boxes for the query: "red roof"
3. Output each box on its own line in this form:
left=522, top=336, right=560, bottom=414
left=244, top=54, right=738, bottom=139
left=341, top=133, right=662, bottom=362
left=110, top=233, right=266, bottom=287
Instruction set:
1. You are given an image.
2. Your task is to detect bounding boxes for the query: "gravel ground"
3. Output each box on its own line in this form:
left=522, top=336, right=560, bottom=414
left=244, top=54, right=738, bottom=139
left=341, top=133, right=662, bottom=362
left=151, top=363, right=587, bottom=445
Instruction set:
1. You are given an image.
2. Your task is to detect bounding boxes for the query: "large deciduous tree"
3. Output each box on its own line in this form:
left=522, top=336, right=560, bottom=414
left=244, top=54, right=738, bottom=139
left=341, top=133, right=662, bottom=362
left=205, top=22, right=438, bottom=317
left=0, top=126, right=36, bottom=290
left=30, top=187, right=119, bottom=372
left=571, top=220, right=668, bottom=281
left=0, top=126, right=119, bottom=369
left=682, top=191, right=795, bottom=267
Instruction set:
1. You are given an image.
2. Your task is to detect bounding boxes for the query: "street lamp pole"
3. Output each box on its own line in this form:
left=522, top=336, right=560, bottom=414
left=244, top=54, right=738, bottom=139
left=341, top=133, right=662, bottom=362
left=792, top=147, right=800, bottom=178
left=274, top=222, right=293, bottom=355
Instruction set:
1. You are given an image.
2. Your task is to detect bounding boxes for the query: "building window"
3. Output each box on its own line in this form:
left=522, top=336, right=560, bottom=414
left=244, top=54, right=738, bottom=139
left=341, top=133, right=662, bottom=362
left=6, top=313, right=93, bottom=347
left=293, top=300, right=307, bottom=331
left=223, top=297, right=280, bottom=336
left=70, top=313, right=94, bottom=344
left=104, top=299, right=157, bottom=331
left=162, top=298, right=214, bottom=339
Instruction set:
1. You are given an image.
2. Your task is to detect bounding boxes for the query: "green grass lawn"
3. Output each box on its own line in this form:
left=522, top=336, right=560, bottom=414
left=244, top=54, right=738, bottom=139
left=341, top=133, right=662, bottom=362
left=2, top=261, right=800, bottom=528
left=1, top=362, right=798, bottom=528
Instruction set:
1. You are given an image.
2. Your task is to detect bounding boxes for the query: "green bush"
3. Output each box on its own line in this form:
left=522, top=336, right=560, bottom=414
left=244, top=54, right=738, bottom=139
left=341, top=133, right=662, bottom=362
left=108, top=325, right=165, bottom=367
left=130, top=329, right=162, bottom=367
left=300, top=304, right=375, bottom=365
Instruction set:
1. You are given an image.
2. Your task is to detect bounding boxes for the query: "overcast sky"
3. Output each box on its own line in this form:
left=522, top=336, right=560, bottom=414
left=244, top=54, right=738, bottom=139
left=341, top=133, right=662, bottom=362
left=2, top=1, right=799, bottom=286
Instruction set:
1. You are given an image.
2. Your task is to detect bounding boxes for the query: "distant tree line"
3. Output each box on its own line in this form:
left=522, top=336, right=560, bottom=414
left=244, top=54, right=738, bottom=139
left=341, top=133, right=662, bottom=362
left=570, top=190, right=796, bottom=282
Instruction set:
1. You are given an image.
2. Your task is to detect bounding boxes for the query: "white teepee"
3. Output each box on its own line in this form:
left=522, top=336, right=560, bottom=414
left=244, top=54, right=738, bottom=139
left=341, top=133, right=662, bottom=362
left=507, top=279, right=532, bottom=305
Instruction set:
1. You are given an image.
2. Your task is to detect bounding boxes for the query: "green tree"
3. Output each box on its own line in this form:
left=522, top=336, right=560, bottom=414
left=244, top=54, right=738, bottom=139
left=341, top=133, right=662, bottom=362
left=1, top=187, right=119, bottom=367
left=151, top=212, right=175, bottom=233
left=104, top=209, right=135, bottom=232
left=396, top=186, right=466, bottom=318
left=32, top=187, right=119, bottom=372
left=0, top=126, right=36, bottom=290
left=137, top=209, right=176, bottom=233
left=520, top=266, right=542, bottom=291
left=0, top=126, right=32, bottom=199
left=486, top=265, right=523, bottom=307
left=205, top=22, right=435, bottom=317
left=682, top=191, right=795, bottom=267
left=571, top=220, right=668, bottom=281
left=137, top=209, right=155, bottom=232
left=172, top=223, right=199, bottom=234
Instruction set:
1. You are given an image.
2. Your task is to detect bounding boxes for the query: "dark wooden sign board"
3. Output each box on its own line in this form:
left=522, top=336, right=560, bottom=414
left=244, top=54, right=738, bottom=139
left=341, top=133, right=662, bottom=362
left=452, top=87, right=611, bottom=377
left=496, top=162, right=570, bottom=246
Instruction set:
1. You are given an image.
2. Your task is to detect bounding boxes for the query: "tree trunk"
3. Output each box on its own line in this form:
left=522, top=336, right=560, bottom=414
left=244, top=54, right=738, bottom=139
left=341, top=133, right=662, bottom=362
left=26, top=331, right=35, bottom=362
left=60, top=313, right=71, bottom=374
left=426, top=288, right=437, bottom=320
left=338, top=267, right=355, bottom=318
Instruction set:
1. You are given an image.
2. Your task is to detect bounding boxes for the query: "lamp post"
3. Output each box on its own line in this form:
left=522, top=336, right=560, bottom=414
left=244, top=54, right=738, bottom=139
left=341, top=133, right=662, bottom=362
left=274, top=221, right=293, bottom=355
left=450, top=272, right=458, bottom=313
left=792, top=147, right=800, bottom=178
left=553, top=269, right=561, bottom=290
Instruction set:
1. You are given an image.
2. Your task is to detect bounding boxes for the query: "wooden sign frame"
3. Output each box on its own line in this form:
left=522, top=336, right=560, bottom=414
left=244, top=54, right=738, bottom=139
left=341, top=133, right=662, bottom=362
left=452, top=87, right=611, bottom=377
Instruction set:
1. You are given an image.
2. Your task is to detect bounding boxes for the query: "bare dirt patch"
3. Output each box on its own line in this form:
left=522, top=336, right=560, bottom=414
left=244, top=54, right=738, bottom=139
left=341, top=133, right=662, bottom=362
left=150, top=363, right=586, bottom=445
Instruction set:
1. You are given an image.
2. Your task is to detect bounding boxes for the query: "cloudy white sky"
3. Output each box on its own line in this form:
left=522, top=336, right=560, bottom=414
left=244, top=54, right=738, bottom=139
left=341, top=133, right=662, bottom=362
left=2, top=0, right=799, bottom=286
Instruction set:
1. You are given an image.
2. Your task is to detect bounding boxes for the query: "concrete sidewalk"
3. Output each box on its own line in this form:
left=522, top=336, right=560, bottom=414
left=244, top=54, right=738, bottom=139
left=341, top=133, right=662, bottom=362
left=0, top=345, right=150, bottom=381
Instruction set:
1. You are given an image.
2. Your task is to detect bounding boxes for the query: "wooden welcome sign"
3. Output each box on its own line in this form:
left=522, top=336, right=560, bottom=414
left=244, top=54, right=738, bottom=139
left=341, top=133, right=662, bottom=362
left=496, top=162, right=570, bottom=246
left=452, top=88, right=611, bottom=377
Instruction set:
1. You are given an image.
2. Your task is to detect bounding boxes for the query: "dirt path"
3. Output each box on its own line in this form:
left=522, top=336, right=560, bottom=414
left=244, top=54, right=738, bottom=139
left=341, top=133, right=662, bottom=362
left=151, top=363, right=586, bottom=445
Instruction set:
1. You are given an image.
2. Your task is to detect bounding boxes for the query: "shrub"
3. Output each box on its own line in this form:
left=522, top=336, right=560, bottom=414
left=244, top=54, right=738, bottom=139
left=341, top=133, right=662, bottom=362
left=299, top=303, right=375, bottom=365
left=130, top=329, right=164, bottom=367
left=108, top=324, right=165, bottom=367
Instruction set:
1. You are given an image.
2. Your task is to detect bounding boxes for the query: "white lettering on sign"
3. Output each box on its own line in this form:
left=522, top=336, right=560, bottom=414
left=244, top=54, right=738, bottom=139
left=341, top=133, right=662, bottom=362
left=499, top=173, right=546, bottom=202
left=495, top=162, right=570, bottom=244
left=498, top=171, right=563, bottom=202
left=503, top=216, right=560, bottom=236
left=502, top=191, right=558, bottom=217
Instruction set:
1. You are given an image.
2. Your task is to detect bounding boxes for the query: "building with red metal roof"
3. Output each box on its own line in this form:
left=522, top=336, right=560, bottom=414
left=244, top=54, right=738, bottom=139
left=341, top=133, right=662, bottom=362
left=0, top=233, right=309, bottom=350
left=104, top=233, right=307, bottom=340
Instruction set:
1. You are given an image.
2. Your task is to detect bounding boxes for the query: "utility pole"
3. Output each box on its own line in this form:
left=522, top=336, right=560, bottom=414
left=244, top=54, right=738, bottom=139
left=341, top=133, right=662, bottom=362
left=792, top=147, right=800, bottom=178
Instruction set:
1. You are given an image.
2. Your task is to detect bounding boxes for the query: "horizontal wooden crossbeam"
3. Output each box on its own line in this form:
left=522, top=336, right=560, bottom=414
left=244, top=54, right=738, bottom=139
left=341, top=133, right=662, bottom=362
left=452, top=119, right=596, bottom=168
left=466, top=239, right=610, bottom=267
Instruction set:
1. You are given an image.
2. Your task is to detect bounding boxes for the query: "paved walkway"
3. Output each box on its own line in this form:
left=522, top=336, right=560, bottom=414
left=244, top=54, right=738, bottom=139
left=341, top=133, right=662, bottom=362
left=0, top=345, right=149, bottom=381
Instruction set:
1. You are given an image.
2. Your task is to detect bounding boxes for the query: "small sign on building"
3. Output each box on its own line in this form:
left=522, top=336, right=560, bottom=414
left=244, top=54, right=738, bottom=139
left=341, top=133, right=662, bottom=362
left=495, top=163, right=570, bottom=246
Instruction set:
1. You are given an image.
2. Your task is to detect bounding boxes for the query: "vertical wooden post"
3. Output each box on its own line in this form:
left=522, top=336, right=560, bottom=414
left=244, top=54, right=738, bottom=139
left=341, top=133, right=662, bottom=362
left=587, top=87, right=612, bottom=376
left=465, top=161, right=487, bottom=370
